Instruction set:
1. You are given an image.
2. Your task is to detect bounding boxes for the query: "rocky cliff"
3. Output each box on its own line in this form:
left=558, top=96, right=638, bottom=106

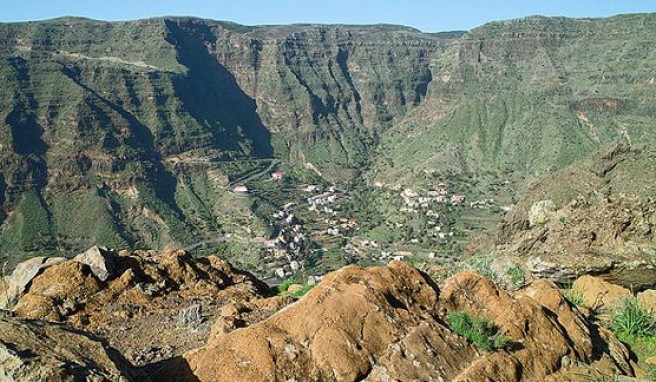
left=1, top=13, right=656, bottom=262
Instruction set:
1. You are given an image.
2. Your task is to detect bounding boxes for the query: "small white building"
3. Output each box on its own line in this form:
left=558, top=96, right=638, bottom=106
left=232, top=184, right=249, bottom=194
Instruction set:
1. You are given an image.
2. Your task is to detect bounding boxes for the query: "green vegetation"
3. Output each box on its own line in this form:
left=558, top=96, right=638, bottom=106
left=447, top=310, right=511, bottom=351
left=610, top=297, right=655, bottom=337
left=2, top=13, right=656, bottom=276
left=616, top=332, right=656, bottom=380
left=505, top=266, right=525, bottom=287
left=275, top=279, right=299, bottom=295
left=459, top=253, right=500, bottom=283
left=564, top=289, right=586, bottom=308
left=275, top=279, right=316, bottom=298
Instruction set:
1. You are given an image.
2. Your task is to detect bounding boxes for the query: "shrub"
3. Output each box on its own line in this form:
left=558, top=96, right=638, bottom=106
left=459, top=253, right=501, bottom=283
left=611, top=297, right=655, bottom=337
left=275, top=279, right=299, bottom=295
left=289, top=283, right=315, bottom=298
left=275, top=279, right=315, bottom=298
left=447, top=310, right=511, bottom=351
left=565, top=289, right=586, bottom=308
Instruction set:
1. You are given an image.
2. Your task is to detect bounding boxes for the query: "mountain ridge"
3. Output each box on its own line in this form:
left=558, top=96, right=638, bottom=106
left=1, top=12, right=655, bottom=268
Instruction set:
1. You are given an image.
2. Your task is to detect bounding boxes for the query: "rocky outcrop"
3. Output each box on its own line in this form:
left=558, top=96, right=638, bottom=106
left=442, top=271, right=637, bottom=381
left=572, top=275, right=633, bottom=310
left=73, top=245, right=120, bottom=281
left=0, top=311, right=137, bottom=381
left=9, top=248, right=271, bottom=366
left=467, top=145, right=656, bottom=289
left=0, top=256, right=65, bottom=309
left=637, top=290, right=656, bottom=313
left=156, top=262, right=638, bottom=381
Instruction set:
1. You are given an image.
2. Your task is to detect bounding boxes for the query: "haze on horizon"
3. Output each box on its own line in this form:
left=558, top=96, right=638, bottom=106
left=2, top=0, right=656, bottom=33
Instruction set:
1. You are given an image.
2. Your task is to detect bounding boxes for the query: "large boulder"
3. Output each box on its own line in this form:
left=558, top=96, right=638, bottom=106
left=157, top=263, right=639, bottom=382
left=73, top=246, right=121, bottom=282
left=637, top=289, right=656, bottom=313
left=0, top=311, right=137, bottom=381
left=572, top=275, right=633, bottom=310
left=0, top=256, right=65, bottom=309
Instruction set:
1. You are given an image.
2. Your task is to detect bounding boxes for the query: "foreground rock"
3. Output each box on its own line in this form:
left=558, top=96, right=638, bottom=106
left=9, top=248, right=272, bottom=366
left=158, top=262, right=639, bottom=381
left=0, top=311, right=137, bottom=381
left=442, top=272, right=638, bottom=381
left=572, top=275, right=633, bottom=310
left=0, top=256, right=65, bottom=309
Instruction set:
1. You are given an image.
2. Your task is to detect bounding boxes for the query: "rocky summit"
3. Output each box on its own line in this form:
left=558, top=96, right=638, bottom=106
left=467, top=145, right=656, bottom=290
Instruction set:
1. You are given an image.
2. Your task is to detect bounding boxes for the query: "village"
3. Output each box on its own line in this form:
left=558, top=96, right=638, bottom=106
left=228, top=169, right=502, bottom=282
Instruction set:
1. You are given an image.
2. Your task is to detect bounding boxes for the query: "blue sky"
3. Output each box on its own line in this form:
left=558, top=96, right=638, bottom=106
left=2, top=1, right=655, bottom=32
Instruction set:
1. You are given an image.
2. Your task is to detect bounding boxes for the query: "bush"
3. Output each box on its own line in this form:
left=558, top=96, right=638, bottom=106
left=565, top=289, right=586, bottom=308
left=447, top=310, right=511, bottom=351
left=275, top=279, right=315, bottom=298
left=289, top=283, right=315, bottom=298
left=611, top=297, right=655, bottom=337
left=275, top=279, right=299, bottom=295
left=459, top=253, right=500, bottom=283
left=505, top=266, right=525, bottom=287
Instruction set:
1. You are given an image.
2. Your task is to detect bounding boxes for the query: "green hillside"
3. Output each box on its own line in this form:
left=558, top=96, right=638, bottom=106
left=0, top=14, right=654, bottom=272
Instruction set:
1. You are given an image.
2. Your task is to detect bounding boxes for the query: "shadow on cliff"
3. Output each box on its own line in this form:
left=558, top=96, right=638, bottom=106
left=164, top=19, right=273, bottom=159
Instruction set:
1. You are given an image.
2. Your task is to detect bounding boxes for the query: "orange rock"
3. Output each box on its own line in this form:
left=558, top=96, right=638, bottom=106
left=637, top=289, right=656, bottom=313
left=572, top=274, right=632, bottom=310
left=161, top=263, right=638, bottom=382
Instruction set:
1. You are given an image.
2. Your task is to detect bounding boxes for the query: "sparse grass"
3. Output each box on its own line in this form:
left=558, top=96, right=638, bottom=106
left=581, top=371, right=621, bottom=382
left=610, top=297, right=655, bottom=337
left=447, top=310, right=511, bottom=351
left=288, top=283, right=315, bottom=298
left=616, top=332, right=656, bottom=380
left=459, top=253, right=501, bottom=284
left=505, top=266, right=525, bottom=287
left=565, top=289, right=586, bottom=308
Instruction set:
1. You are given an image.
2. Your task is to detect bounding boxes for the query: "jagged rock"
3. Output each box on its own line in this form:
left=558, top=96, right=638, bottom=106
left=157, top=262, right=638, bottom=382
left=167, top=261, right=475, bottom=381
left=210, top=295, right=293, bottom=337
left=467, top=146, right=656, bottom=290
left=0, top=311, right=137, bottom=381
left=0, top=256, right=65, bottom=309
left=475, top=195, right=656, bottom=289
left=572, top=275, right=632, bottom=310
left=14, top=261, right=104, bottom=321
left=529, top=199, right=555, bottom=227
left=441, top=271, right=638, bottom=381
left=73, top=246, right=120, bottom=282
left=9, top=249, right=270, bottom=367
left=637, top=290, right=656, bottom=313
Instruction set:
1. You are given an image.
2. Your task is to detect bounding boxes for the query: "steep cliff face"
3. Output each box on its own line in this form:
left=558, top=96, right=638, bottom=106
left=1, top=14, right=655, bottom=261
left=373, top=13, right=656, bottom=183
left=161, top=18, right=450, bottom=172
left=0, top=16, right=454, bottom=259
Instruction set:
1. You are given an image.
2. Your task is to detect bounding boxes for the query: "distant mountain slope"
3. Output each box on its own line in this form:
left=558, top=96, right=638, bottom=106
left=0, top=17, right=453, bottom=259
left=372, top=13, right=656, bottom=185
left=0, top=14, right=655, bottom=262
